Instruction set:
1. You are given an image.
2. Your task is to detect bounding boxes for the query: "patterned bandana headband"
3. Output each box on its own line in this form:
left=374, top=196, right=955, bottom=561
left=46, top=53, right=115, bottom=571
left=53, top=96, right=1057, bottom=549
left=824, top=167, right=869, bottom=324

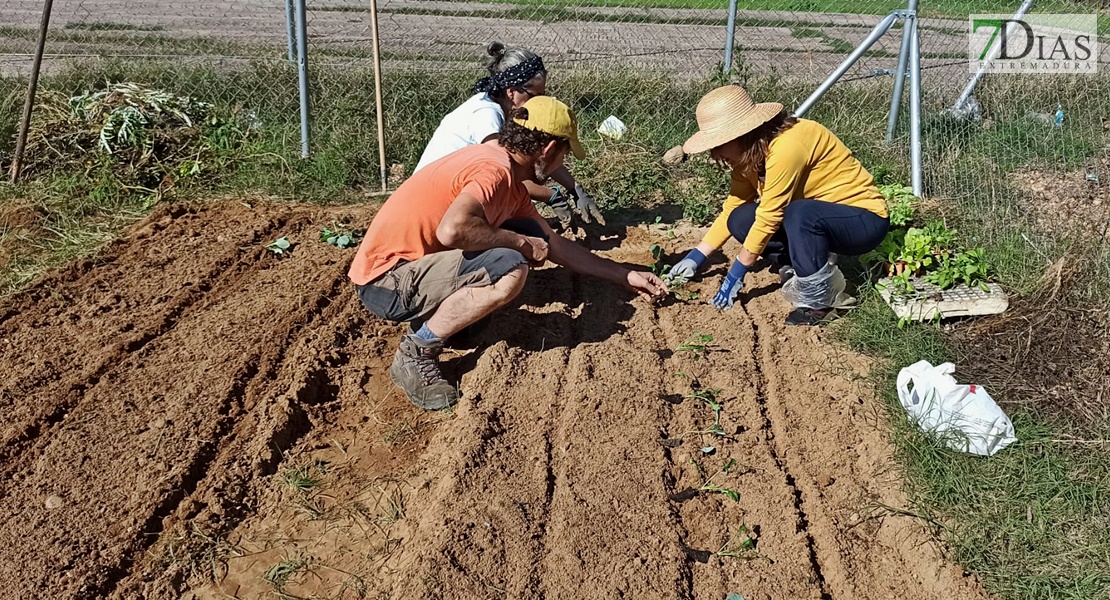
left=472, top=56, right=546, bottom=94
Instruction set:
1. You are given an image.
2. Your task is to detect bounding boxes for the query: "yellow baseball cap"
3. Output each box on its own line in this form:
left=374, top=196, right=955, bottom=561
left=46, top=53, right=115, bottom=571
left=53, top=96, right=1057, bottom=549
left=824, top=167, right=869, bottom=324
left=513, top=96, right=586, bottom=160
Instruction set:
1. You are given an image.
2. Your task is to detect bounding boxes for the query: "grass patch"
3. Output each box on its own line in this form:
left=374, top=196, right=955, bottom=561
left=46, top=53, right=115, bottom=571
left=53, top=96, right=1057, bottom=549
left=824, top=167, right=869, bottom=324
left=153, top=521, right=242, bottom=586
left=64, top=22, right=166, bottom=32
left=278, top=460, right=329, bottom=492
left=835, top=296, right=1110, bottom=599
left=791, top=26, right=855, bottom=54
left=366, top=4, right=874, bottom=28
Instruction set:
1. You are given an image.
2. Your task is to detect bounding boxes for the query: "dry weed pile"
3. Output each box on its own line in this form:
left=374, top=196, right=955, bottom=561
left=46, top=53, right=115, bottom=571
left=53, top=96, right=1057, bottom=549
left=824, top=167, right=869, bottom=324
left=16, top=82, right=244, bottom=193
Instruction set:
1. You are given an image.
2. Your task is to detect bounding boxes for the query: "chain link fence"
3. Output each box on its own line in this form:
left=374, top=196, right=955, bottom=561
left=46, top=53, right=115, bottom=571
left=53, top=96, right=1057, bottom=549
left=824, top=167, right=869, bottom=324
left=1, top=0, right=1108, bottom=265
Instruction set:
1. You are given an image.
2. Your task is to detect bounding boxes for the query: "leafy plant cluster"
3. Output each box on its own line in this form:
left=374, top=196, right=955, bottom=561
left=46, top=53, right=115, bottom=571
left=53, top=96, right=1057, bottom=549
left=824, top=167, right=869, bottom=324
left=649, top=244, right=700, bottom=302
left=319, top=221, right=363, bottom=249
left=17, top=82, right=247, bottom=202
left=879, top=182, right=916, bottom=227
left=863, top=187, right=990, bottom=295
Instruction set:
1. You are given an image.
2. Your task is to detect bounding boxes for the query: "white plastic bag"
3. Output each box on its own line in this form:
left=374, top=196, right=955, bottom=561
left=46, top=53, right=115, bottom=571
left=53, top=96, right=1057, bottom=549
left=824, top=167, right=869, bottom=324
left=780, top=261, right=849, bottom=309
left=597, top=115, right=627, bottom=139
left=896, top=361, right=1016, bottom=456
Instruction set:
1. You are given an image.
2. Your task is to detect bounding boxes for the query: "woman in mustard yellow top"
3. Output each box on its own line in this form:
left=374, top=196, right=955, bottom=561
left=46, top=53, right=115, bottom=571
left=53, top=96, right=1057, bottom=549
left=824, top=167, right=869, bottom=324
left=669, top=86, right=889, bottom=326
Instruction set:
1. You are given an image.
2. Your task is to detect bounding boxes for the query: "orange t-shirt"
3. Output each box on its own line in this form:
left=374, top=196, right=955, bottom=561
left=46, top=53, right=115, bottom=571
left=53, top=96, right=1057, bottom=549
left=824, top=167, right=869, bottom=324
left=348, top=142, right=538, bottom=285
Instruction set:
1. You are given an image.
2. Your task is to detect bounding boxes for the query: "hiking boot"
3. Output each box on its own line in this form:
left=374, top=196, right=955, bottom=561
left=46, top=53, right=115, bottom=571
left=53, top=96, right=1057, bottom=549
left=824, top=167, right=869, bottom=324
left=389, top=334, right=458, bottom=410
left=785, top=307, right=836, bottom=326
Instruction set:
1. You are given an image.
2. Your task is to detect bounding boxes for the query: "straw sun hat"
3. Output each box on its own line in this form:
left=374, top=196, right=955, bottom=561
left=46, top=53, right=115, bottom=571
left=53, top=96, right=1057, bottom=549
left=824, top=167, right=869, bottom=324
left=682, top=86, right=784, bottom=155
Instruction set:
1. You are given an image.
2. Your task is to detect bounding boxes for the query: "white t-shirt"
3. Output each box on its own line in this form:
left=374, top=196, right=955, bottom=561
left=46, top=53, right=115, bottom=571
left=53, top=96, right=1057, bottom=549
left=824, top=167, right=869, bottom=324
left=414, top=92, right=505, bottom=173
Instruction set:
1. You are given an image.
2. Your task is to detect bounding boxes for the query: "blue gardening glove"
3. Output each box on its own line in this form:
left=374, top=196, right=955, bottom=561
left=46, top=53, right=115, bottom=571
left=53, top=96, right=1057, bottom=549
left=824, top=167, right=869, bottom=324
left=712, top=259, right=749, bottom=310
left=664, top=248, right=707, bottom=281
left=547, top=188, right=574, bottom=229
left=572, top=184, right=606, bottom=225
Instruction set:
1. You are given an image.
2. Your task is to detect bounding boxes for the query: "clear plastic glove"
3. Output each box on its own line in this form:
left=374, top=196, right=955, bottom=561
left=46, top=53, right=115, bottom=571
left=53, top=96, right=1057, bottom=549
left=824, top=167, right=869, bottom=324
left=572, top=184, right=606, bottom=225
left=665, top=248, right=707, bottom=281
left=547, top=189, right=574, bottom=229
left=712, top=259, right=750, bottom=310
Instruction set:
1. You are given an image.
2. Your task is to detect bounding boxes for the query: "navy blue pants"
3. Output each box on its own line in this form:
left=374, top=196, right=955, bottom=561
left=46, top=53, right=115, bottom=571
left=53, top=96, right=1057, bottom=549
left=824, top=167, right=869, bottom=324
left=727, top=200, right=889, bottom=277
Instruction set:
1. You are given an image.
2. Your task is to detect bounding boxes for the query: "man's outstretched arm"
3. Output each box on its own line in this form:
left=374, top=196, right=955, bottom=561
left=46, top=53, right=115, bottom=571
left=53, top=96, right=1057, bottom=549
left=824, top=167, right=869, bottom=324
left=437, top=193, right=549, bottom=263
left=535, top=217, right=666, bottom=300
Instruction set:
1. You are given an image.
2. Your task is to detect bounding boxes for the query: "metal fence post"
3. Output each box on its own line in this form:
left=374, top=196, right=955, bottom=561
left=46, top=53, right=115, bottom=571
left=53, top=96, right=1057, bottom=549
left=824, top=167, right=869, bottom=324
left=294, top=0, right=310, bottom=158
left=285, top=0, right=296, bottom=62
left=885, top=17, right=913, bottom=143
left=908, top=6, right=923, bottom=197
left=951, top=0, right=1035, bottom=115
left=723, top=0, right=738, bottom=75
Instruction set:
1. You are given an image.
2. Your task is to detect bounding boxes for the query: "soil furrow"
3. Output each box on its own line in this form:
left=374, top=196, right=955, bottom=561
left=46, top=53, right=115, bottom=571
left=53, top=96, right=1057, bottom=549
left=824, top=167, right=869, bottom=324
left=0, top=208, right=991, bottom=600
left=0, top=203, right=367, bottom=598
left=647, top=307, right=698, bottom=600
left=0, top=207, right=292, bottom=469
left=111, top=292, right=369, bottom=598
left=743, top=306, right=833, bottom=599
left=92, top=357, right=263, bottom=599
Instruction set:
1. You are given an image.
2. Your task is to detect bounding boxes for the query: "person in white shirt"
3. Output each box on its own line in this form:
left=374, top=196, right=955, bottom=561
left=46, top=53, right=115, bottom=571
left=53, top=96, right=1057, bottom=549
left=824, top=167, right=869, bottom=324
left=415, top=41, right=605, bottom=229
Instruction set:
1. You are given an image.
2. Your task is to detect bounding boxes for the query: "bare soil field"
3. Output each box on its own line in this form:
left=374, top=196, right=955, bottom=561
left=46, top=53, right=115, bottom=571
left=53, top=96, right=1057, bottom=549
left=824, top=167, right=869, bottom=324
left=0, top=200, right=991, bottom=599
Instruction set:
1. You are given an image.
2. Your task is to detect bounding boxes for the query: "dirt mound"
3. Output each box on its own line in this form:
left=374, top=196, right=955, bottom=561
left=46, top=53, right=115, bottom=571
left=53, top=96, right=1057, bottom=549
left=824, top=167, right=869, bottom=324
left=1014, top=153, right=1110, bottom=240
left=0, top=203, right=988, bottom=599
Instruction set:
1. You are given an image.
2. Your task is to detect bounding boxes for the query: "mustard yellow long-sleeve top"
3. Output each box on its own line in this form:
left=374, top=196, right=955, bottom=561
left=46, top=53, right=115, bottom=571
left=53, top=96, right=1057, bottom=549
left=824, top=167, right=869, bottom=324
left=702, top=119, right=888, bottom=256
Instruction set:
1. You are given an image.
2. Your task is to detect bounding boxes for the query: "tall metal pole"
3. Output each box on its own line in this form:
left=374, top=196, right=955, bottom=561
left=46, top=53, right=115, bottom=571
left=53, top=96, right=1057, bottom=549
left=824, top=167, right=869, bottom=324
left=951, top=0, right=1035, bottom=113
left=908, top=10, right=923, bottom=197
left=885, top=17, right=913, bottom=143
left=284, top=0, right=296, bottom=62
left=794, top=13, right=898, bottom=117
left=294, top=0, right=310, bottom=158
left=9, top=0, right=54, bottom=184
left=368, top=0, right=388, bottom=192
left=723, top=0, right=738, bottom=75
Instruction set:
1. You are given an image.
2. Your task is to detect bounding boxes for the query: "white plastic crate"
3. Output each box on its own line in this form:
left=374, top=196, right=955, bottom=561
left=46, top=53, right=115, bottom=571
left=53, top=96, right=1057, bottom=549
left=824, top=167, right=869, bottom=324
left=878, top=278, right=1008, bottom=321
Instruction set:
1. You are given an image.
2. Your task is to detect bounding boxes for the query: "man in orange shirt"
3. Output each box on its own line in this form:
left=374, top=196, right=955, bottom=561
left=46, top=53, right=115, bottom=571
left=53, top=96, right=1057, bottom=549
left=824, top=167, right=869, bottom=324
left=349, top=96, right=666, bottom=410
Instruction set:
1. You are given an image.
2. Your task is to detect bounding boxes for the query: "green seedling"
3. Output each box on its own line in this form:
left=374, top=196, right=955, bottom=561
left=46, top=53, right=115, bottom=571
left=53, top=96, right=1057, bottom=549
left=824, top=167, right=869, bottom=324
left=692, top=457, right=741, bottom=502
left=649, top=244, right=665, bottom=275
left=925, top=247, right=990, bottom=291
left=265, top=236, right=291, bottom=255
left=686, top=387, right=726, bottom=437
left=677, top=333, right=714, bottom=360
left=661, top=271, right=699, bottom=302
left=652, top=215, right=677, bottom=238
left=718, top=523, right=759, bottom=558
left=320, top=221, right=364, bottom=249
left=867, top=216, right=991, bottom=297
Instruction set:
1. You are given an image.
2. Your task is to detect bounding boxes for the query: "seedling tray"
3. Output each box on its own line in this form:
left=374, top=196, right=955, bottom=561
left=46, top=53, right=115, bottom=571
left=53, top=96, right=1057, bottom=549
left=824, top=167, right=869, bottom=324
left=878, top=278, right=1008, bottom=321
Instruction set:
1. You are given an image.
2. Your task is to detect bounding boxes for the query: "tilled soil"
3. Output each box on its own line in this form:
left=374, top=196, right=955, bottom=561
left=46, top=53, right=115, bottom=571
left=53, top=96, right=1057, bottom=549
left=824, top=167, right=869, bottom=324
left=0, top=201, right=989, bottom=600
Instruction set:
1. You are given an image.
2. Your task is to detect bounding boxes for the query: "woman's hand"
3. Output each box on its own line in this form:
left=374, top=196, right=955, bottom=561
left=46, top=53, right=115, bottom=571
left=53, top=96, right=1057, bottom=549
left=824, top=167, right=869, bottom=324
left=665, top=248, right=707, bottom=281
left=711, top=259, right=750, bottom=310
